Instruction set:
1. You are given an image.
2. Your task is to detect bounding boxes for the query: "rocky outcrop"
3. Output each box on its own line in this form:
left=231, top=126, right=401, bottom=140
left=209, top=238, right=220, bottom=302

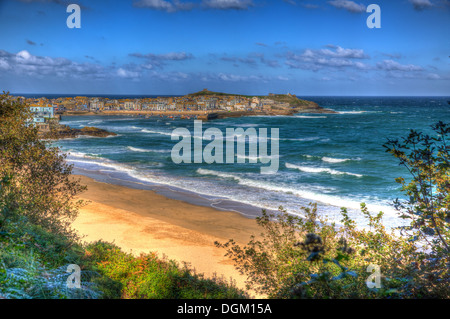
left=42, top=125, right=117, bottom=140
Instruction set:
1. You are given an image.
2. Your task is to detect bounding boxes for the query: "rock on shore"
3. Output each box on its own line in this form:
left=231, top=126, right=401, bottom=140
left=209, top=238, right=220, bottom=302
left=42, top=125, right=117, bottom=140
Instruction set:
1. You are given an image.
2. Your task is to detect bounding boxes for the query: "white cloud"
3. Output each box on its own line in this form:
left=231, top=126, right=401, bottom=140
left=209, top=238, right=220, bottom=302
left=427, top=73, right=441, bottom=79
left=133, top=0, right=195, bottom=12
left=0, top=59, right=10, bottom=70
left=377, top=60, right=423, bottom=72
left=202, top=0, right=254, bottom=10
left=286, top=45, right=370, bottom=71
left=0, top=50, right=107, bottom=79
left=130, top=51, right=194, bottom=68
left=319, top=46, right=368, bottom=59
left=117, top=68, right=140, bottom=78
left=328, top=0, right=366, bottom=13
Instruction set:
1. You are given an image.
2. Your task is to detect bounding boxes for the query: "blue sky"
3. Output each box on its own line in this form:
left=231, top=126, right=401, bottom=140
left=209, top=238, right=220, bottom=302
left=0, top=0, right=449, bottom=95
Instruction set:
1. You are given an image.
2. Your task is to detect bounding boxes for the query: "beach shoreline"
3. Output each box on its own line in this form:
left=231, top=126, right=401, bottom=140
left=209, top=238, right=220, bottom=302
left=71, top=174, right=264, bottom=297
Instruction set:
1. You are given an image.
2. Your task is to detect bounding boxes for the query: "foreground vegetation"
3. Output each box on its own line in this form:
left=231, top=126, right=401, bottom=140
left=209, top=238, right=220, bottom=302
left=1, top=92, right=448, bottom=299
left=216, top=122, right=450, bottom=298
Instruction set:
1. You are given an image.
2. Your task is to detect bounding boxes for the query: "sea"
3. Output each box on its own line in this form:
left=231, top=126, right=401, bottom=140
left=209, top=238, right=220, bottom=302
left=49, top=96, right=450, bottom=230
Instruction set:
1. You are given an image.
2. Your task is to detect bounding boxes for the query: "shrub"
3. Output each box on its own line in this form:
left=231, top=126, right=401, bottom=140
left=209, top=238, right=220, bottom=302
left=216, top=122, right=450, bottom=299
left=84, top=241, right=248, bottom=299
left=215, top=204, right=419, bottom=299
left=0, top=92, right=86, bottom=240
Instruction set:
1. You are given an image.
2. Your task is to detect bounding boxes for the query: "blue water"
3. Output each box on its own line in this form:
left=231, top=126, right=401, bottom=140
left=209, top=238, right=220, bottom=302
left=51, top=96, right=450, bottom=229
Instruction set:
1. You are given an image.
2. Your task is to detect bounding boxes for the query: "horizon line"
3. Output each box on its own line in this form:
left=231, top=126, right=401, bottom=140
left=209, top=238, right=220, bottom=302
left=8, top=92, right=450, bottom=98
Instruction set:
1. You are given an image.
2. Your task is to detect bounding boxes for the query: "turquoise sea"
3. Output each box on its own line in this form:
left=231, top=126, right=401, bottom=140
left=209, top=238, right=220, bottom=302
left=52, top=96, right=450, bottom=229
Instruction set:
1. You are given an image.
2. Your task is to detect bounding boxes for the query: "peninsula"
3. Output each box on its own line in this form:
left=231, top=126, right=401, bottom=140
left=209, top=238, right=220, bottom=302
left=17, top=89, right=336, bottom=123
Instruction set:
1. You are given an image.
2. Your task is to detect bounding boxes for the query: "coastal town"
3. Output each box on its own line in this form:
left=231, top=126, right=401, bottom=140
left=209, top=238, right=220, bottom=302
left=14, top=89, right=334, bottom=135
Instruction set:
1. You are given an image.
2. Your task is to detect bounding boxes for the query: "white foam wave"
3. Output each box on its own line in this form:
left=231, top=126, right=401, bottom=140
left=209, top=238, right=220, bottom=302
left=287, top=137, right=320, bottom=142
left=196, top=168, right=394, bottom=216
left=127, top=146, right=151, bottom=153
left=338, top=111, right=367, bottom=114
left=68, top=157, right=136, bottom=175
left=337, top=110, right=382, bottom=114
left=67, top=151, right=100, bottom=159
left=87, top=120, right=103, bottom=125
left=141, top=129, right=173, bottom=136
left=293, top=115, right=327, bottom=119
left=127, top=146, right=169, bottom=153
left=141, top=128, right=280, bottom=143
left=236, top=154, right=281, bottom=161
left=322, top=157, right=350, bottom=163
left=285, top=163, right=363, bottom=177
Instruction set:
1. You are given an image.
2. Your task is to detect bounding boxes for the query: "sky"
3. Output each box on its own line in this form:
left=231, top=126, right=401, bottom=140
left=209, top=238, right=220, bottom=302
left=0, top=0, right=449, bottom=96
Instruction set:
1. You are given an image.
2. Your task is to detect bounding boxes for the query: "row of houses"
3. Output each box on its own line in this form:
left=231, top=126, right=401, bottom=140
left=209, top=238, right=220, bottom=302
left=86, top=95, right=286, bottom=112
left=19, top=91, right=291, bottom=116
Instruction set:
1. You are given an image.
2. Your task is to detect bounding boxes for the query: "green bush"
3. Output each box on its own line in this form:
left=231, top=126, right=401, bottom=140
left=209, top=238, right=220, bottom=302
left=216, top=122, right=450, bottom=299
left=0, top=222, right=102, bottom=299
left=84, top=241, right=248, bottom=299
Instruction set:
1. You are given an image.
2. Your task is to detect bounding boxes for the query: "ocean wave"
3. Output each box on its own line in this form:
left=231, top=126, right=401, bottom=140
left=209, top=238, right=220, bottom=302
left=127, top=146, right=151, bottom=153
left=141, top=129, right=174, bottom=136
left=141, top=128, right=280, bottom=143
left=67, top=151, right=100, bottom=159
left=103, top=118, right=136, bottom=122
left=87, top=120, right=103, bottom=125
left=127, top=146, right=169, bottom=153
left=293, top=115, right=327, bottom=119
left=286, top=137, right=320, bottom=142
left=322, top=156, right=361, bottom=163
left=67, top=157, right=136, bottom=175
left=238, top=123, right=260, bottom=127
left=337, top=110, right=382, bottom=114
left=236, top=154, right=281, bottom=161
left=196, top=168, right=394, bottom=216
left=338, top=111, right=367, bottom=114
left=67, top=156, right=397, bottom=220
left=285, top=163, right=363, bottom=177
left=322, top=157, right=350, bottom=163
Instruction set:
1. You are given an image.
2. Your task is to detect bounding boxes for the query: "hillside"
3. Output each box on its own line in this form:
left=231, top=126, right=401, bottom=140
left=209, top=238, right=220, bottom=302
left=187, top=89, right=253, bottom=98
left=187, top=89, right=336, bottom=114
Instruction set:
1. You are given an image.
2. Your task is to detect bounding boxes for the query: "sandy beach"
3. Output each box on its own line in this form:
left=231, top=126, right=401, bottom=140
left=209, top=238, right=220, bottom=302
left=71, top=175, right=264, bottom=297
